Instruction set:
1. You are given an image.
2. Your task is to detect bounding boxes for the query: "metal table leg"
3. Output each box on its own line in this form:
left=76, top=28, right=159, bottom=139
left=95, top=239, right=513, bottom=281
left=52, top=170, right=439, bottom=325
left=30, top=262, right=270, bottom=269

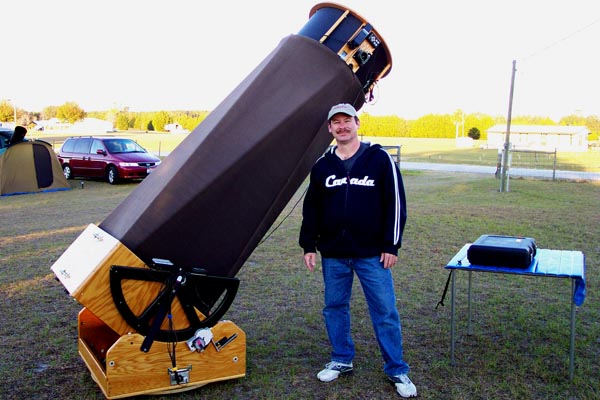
left=467, top=271, right=473, bottom=335
left=450, top=270, right=456, bottom=366
left=570, top=278, right=576, bottom=381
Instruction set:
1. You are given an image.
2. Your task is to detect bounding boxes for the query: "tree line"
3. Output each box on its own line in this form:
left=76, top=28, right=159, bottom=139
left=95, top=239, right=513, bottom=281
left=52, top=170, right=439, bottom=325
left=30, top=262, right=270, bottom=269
left=1, top=100, right=598, bottom=140
left=359, top=111, right=600, bottom=141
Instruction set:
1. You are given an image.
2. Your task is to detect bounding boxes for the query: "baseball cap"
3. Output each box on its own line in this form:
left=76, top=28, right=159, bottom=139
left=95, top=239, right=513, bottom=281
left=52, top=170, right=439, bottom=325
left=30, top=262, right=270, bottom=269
left=327, top=103, right=357, bottom=121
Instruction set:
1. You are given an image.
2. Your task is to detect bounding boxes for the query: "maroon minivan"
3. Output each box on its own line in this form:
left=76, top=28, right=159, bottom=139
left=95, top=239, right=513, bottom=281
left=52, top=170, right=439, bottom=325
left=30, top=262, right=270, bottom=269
left=57, top=137, right=161, bottom=184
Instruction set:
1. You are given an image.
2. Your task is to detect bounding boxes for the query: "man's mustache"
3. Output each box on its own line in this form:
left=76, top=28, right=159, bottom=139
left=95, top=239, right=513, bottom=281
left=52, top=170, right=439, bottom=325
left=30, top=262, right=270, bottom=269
left=335, top=127, right=352, bottom=134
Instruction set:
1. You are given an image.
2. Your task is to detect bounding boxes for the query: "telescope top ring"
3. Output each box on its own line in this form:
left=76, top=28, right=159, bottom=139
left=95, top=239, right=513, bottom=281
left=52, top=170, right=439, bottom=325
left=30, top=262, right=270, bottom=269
left=309, top=2, right=392, bottom=78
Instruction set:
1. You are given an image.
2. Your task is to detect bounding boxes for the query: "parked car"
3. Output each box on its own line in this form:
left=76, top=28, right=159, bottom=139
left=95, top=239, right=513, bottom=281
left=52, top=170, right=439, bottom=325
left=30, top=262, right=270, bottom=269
left=57, top=136, right=161, bottom=184
left=0, top=127, right=13, bottom=153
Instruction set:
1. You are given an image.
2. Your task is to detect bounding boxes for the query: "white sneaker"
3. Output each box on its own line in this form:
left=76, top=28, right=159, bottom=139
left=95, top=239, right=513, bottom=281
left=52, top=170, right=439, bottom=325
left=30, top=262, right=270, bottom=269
left=316, top=361, right=353, bottom=382
left=389, top=374, right=417, bottom=398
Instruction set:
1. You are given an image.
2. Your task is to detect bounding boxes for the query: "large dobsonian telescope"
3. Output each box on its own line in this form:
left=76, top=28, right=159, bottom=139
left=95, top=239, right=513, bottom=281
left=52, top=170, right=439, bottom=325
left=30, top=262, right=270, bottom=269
left=51, top=3, right=393, bottom=398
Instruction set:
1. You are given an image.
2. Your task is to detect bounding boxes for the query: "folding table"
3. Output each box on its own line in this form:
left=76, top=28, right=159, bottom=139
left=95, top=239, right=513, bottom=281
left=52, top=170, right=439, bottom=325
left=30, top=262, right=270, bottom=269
left=445, top=244, right=586, bottom=380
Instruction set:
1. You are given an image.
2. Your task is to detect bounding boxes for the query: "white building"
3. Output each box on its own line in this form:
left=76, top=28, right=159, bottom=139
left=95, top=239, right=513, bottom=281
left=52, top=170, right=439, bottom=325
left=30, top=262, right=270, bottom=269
left=69, top=118, right=115, bottom=133
left=164, top=123, right=189, bottom=134
left=33, top=117, right=114, bottom=133
left=487, top=124, right=589, bottom=152
left=33, top=118, right=68, bottom=131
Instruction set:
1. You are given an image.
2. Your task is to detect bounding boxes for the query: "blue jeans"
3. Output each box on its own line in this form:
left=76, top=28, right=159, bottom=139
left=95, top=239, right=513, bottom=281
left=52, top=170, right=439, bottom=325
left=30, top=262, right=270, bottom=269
left=321, top=256, right=410, bottom=377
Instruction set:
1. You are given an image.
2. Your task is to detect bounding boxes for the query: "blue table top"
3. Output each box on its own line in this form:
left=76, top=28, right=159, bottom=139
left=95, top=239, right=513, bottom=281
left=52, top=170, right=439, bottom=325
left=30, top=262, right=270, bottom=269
left=446, top=244, right=586, bottom=306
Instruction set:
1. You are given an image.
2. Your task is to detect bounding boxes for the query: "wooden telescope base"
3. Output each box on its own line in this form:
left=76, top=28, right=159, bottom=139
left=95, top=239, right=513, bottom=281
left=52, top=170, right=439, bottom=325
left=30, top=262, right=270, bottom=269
left=78, top=308, right=246, bottom=399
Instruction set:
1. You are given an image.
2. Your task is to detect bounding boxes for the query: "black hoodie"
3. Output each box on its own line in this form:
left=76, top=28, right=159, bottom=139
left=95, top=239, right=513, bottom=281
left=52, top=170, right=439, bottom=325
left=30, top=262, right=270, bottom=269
left=299, top=143, right=407, bottom=258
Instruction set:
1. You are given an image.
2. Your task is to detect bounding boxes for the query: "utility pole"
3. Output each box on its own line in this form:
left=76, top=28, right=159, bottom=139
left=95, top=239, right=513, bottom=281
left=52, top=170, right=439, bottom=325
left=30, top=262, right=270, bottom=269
left=500, top=60, right=517, bottom=192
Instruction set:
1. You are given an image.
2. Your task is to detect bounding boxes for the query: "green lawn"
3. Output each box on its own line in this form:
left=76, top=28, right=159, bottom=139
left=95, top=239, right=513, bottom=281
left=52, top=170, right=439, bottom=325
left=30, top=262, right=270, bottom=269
left=0, top=168, right=598, bottom=399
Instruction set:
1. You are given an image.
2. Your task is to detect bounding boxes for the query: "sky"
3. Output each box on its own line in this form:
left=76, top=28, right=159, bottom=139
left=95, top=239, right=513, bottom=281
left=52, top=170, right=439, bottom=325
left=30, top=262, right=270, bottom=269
left=3, top=0, right=599, bottom=120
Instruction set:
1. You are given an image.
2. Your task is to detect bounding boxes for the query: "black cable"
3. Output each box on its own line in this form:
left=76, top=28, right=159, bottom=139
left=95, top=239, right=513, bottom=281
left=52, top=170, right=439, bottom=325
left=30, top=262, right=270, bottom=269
left=257, top=73, right=379, bottom=248
left=258, top=185, right=308, bottom=246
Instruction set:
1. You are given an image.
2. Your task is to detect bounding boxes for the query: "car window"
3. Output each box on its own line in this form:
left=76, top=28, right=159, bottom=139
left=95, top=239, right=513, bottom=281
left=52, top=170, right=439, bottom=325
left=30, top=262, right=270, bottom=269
left=91, top=139, right=106, bottom=154
left=61, top=138, right=76, bottom=153
left=0, top=131, right=12, bottom=149
left=105, top=139, right=146, bottom=153
left=104, top=139, right=123, bottom=153
left=73, top=138, right=93, bottom=154
left=123, top=140, right=146, bottom=153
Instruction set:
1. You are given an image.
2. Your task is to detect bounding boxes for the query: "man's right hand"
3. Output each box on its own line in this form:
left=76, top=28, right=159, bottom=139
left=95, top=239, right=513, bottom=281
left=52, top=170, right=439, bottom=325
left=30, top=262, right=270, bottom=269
left=303, top=252, right=317, bottom=272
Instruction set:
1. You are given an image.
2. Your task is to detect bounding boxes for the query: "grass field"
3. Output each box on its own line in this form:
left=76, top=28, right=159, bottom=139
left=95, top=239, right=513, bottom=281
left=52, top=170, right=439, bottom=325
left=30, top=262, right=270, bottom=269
left=1, top=162, right=599, bottom=399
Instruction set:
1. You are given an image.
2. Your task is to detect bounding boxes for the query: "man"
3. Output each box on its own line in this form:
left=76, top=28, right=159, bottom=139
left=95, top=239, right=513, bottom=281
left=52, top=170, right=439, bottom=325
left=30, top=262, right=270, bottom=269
left=299, top=103, right=416, bottom=398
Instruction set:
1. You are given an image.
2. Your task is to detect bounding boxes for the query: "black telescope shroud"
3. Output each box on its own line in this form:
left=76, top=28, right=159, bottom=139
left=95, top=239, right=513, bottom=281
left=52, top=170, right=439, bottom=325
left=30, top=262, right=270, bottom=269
left=99, top=3, right=392, bottom=312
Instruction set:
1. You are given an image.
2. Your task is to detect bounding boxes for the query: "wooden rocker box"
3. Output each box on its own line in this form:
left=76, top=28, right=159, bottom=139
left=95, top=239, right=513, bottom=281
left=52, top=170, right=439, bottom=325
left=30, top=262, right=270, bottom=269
left=52, top=224, right=246, bottom=398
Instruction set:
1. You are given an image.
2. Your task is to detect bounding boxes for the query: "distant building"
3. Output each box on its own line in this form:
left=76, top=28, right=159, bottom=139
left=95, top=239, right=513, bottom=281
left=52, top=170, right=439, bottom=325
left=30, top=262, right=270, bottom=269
left=487, top=124, right=589, bottom=152
left=164, top=123, right=189, bottom=134
left=33, top=118, right=68, bottom=131
left=69, top=118, right=115, bottom=133
left=33, top=117, right=114, bottom=133
left=0, top=122, right=16, bottom=129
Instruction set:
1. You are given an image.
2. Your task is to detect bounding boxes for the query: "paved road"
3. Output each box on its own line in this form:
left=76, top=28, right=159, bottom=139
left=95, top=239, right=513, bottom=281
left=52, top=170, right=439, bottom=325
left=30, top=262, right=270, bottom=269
left=400, top=161, right=600, bottom=181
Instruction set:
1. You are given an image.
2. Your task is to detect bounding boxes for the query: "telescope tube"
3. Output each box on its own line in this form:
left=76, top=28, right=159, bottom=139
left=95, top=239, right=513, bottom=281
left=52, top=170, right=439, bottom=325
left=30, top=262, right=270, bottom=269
left=99, top=3, right=392, bottom=300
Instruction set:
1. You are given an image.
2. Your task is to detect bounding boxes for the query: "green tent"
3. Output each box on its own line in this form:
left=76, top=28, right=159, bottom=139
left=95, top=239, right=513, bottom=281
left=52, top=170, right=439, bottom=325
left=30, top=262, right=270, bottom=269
left=0, top=140, right=70, bottom=196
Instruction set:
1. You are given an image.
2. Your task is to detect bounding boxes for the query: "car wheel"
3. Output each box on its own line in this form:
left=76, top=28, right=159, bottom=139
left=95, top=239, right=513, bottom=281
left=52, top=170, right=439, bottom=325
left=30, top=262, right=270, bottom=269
left=63, top=164, right=72, bottom=180
left=107, top=166, right=119, bottom=185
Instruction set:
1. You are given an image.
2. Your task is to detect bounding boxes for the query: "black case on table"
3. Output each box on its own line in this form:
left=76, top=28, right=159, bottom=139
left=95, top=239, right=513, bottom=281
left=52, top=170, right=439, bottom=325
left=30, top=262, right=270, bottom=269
left=467, top=235, right=537, bottom=268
